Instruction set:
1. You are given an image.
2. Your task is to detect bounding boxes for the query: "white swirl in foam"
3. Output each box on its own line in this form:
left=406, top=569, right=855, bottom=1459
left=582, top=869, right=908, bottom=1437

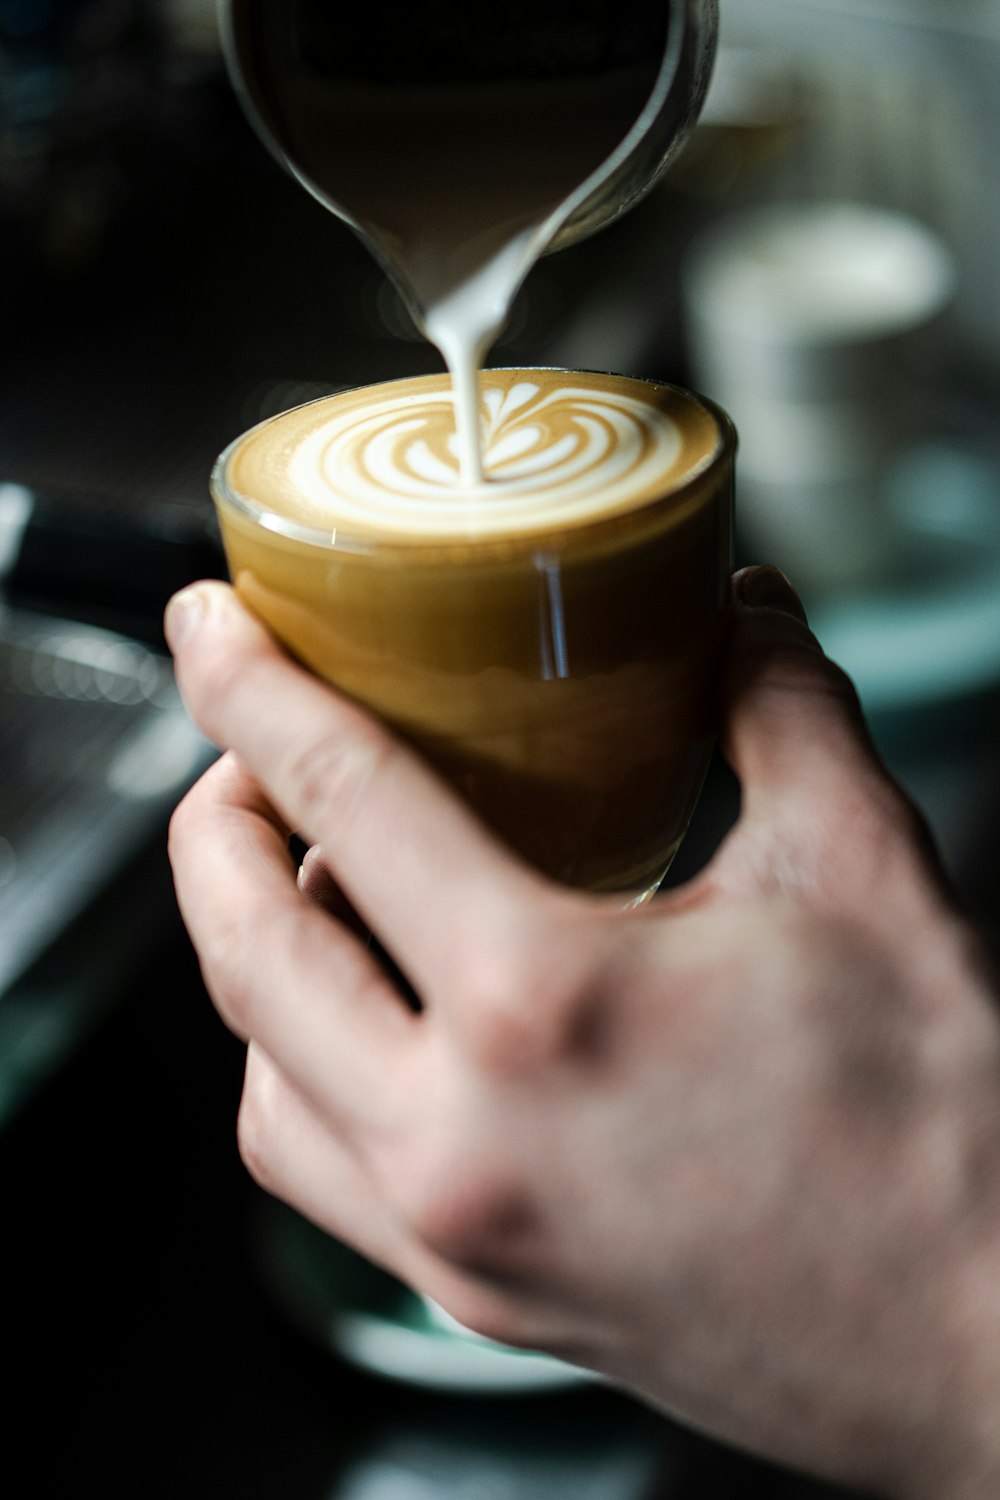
left=286, top=380, right=684, bottom=537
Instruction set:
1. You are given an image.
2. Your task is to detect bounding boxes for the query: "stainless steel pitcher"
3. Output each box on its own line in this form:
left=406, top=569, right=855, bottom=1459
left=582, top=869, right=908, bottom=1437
left=217, top=1, right=718, bottom=310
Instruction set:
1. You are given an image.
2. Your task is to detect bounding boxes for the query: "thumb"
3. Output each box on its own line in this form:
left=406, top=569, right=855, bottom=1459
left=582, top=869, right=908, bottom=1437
left=704, top=565, right=951, bottom=921
left=721, top=566, right=890, bottom=819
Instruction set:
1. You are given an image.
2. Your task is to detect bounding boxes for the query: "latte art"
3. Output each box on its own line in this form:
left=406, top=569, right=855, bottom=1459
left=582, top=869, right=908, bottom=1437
left=228, top=371, right=721, bottom=542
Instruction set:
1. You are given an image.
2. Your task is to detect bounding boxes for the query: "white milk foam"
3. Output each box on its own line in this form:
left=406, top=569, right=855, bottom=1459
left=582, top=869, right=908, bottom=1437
left=281, top=375, right=688, bottom=539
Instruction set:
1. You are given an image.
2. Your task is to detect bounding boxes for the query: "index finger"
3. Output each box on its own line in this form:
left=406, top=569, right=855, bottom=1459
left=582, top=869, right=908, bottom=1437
left=168, top=750, right=416, bottom=1125
left=165, top=581, right=545, bottom=998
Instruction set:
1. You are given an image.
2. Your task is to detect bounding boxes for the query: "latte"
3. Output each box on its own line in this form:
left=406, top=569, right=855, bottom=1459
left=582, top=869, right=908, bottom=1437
left=213, top=369, right=734, bottom=898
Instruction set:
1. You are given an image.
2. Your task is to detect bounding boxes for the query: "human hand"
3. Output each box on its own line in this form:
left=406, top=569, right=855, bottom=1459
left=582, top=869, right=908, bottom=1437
left=166, top=568, right=1000, bottom=1499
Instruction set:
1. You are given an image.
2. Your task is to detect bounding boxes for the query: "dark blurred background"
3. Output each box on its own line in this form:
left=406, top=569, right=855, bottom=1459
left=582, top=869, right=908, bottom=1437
left=2, top=2, right=999, bottom=1495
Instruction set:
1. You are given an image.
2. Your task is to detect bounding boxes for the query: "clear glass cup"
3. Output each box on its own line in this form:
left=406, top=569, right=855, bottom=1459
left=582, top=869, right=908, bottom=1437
left=211, top=369, right=735, bottom=904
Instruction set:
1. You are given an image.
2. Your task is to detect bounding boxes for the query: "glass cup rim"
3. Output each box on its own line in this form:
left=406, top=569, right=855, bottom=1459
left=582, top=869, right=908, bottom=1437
left=210, top=367, right=736, bottom=557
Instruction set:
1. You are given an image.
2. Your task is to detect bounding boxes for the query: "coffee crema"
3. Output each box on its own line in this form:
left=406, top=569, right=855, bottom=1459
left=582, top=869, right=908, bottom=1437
left=222, top=369, right=722, bottom=542
left=214, top=369, right=734, bottom=897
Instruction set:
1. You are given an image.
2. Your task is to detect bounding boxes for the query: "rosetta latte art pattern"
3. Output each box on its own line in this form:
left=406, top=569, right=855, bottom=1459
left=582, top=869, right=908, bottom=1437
left=286, top=378, right=684, bottom=537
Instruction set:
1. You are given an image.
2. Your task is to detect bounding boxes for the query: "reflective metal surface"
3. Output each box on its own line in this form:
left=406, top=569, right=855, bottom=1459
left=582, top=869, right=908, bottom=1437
left=218, top=0, right=717, bottom=322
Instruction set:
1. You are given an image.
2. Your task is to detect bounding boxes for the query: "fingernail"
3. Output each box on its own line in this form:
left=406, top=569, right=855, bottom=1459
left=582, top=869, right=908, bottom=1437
left=735, top=566, right=809, bottom=624
left=164, top=585, right=209, bottom=650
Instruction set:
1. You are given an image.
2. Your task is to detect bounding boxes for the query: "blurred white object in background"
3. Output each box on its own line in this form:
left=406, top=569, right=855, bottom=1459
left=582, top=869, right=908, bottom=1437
left=682, top=201, right=956, bottom=593
left=712, top=0, right=999, bottom=372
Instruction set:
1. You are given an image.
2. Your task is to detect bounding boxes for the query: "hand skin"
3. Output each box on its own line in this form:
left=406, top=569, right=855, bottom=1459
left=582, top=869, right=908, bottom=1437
left=166, top=567, right=1000, bottom=1499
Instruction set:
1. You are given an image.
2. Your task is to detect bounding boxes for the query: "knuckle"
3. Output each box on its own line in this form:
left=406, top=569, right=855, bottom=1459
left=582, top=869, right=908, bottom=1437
left=468, top=994, right=542, bottom=1076
left=166, top=784, right=200, bottom=862
left=459, top=947, right=581, bottom=1077
left=236, top=1079, right=279, bottom=1194
left=428, top=1285, right=537, bottom=1352
left=282, top=720, right=390, bottom=836
left=737, top=623, right=862, bottom=714
left=783, top=648, right=854, bottom=707
left=235, top=1047, right=302, bottom=1198
left=168, top=754, right=257, bottom=868
left=196, top=903, right=284, bottom=1038
left=396, top=1147, right=536, bottom=1270
left=204, top=900, right=313, bottom=1035
left=816, top=657, right=866, bottom=724
left=199, top=934, right=257, bottom=1037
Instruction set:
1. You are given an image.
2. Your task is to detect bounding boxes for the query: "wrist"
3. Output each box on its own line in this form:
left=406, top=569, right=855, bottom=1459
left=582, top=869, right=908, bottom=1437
left=849, top=925, right=1000, bottom=1500
left=929, top=1239, right=1000, bottom=1499
left=897, top=1014, right=1000, bottom=1498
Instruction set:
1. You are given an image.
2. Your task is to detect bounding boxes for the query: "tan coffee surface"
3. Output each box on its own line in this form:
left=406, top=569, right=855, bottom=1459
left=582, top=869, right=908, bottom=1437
left=221, top=369, right=722, bottom=542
